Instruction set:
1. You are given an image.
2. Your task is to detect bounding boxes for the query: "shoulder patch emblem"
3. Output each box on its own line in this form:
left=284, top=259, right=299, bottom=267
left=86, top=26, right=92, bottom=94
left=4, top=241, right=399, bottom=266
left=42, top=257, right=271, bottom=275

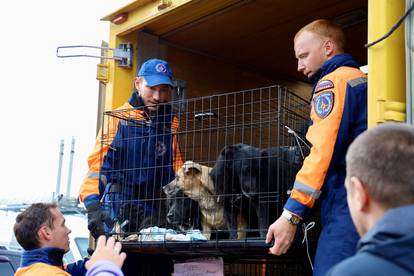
left=314, top=91, right=334, bottom=118
left=314, top=80, right=334, bottom=94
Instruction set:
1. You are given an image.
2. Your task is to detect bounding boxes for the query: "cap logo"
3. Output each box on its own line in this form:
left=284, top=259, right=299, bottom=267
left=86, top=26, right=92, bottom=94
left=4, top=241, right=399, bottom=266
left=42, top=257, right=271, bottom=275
left=155, top=63, right=167, bottom=73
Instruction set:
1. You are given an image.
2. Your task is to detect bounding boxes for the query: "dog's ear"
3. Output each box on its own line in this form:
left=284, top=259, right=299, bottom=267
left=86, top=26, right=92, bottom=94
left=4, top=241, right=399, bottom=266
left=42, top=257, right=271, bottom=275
left=224, top=145, right=236, bottom=160
left=183, top=161, right=202, bottom=176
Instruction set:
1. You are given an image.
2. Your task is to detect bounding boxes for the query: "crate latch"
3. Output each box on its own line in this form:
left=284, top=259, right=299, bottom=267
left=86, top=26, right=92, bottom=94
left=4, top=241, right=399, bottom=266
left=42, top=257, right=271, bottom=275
left=56, top=43, right=133, bottom=68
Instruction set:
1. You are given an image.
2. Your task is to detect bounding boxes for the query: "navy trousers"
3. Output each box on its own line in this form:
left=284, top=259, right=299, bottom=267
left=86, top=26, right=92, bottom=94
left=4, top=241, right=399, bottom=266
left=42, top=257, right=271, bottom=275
left=313, top=188, right=359, bottom=276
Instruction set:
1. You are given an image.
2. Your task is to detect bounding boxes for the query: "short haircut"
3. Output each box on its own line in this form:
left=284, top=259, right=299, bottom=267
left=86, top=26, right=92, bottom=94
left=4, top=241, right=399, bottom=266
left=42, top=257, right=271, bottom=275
left=346, top=123, right=414, bottom=208
left=295, top=19, right=345, bottom=52
left=13, top=203, right=57, bottom=250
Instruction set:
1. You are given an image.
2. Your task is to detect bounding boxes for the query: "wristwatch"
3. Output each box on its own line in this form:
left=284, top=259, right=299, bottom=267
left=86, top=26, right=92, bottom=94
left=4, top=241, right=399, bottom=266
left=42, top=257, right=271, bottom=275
left=282, top=210, right=301, bottom=225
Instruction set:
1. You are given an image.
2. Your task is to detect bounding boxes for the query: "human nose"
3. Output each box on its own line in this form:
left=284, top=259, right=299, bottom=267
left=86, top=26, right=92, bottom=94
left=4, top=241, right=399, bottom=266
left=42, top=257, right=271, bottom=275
left=152, top=90, right=160, bottom=101
left=297, top=61, right=305, bottom=72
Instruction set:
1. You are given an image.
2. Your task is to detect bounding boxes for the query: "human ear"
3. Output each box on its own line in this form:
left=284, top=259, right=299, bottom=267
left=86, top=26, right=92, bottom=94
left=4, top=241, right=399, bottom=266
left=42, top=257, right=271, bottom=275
left=37, top=225, right=52, bottom=241
left=324, top=40, right=334, bottom=57
left=134, top=77, right=141, bottom=92
left=350, top=176, right=369, bottom=212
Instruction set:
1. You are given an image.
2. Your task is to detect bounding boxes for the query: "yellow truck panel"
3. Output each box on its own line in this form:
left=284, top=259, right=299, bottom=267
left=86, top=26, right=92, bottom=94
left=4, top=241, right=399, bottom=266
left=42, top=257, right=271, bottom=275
left=368, top=0, right=406, bottom=126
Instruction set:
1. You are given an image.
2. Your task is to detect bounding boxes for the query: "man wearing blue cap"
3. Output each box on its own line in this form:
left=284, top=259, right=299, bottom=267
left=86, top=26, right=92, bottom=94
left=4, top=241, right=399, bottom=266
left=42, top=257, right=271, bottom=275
left=135, top=58, right=175, bottom=111
left=80, top=58, right=183, bottom=238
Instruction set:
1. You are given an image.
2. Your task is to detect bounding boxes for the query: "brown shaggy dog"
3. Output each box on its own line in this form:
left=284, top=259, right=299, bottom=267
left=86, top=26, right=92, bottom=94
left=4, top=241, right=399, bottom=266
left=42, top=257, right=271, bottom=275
left=164, top=161, right=246, bottom=239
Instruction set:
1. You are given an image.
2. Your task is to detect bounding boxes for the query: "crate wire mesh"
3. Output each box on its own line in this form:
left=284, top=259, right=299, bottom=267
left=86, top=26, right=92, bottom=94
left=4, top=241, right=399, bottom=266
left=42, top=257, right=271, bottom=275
left=176, top=85, right=309, bottom=163
left=99, top=85, right=311, bottom=251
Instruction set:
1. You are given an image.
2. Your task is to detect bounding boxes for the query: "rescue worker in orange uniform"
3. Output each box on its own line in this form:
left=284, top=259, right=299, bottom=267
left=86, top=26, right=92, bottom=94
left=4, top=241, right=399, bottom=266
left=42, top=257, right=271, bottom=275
left=14, top=203, right=86, bottom=275
left=266, top=19, right=367, bottom=276
left=79, top=58, right=183, bottom=238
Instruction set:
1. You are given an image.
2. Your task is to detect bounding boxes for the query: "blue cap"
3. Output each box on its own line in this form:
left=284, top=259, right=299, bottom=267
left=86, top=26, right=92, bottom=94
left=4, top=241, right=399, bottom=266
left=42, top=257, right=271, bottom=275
left=137, top=58, right=173, bottom=87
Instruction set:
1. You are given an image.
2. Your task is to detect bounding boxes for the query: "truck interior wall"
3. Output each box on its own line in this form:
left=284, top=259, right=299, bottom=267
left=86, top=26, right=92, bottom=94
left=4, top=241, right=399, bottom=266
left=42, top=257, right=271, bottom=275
left=161, top=45, right=311, bottom=163
left=136, top=31, right=168, bottom=68
left=165, top=46, right=311, bottom=99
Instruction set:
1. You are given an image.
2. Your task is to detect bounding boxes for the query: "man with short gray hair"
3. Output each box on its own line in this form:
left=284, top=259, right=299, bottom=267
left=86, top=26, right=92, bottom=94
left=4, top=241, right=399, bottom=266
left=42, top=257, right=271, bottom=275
left=327, top=123, right=414, bottom=275
left=266, top=19, right=367, bottom=275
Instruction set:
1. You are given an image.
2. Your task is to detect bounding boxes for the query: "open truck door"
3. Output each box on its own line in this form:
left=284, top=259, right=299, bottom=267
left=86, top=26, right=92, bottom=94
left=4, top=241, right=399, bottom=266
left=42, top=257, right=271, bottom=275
left=60, top=0, right=413, bottom=275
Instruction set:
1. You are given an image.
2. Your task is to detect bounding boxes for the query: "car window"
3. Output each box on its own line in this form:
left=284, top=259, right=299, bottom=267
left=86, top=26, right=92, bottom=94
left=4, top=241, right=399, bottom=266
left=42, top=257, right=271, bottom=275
left=0, top=249, right=21, bottom=272
left=74, top=237, right=89, bottom=259
left=0, top=256, right=16, bottom=276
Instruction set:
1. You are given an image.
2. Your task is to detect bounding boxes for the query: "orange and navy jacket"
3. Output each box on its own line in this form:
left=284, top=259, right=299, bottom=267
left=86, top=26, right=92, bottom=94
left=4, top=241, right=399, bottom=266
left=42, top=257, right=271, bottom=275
left=79, top=92, right=183, bottom=208
left=15, top=247, right=87, bottom=276
left=284, top=54, right=367, bottom=219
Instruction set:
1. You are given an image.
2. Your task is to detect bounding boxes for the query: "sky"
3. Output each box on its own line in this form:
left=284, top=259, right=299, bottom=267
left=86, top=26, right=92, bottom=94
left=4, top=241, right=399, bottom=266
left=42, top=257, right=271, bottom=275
left=0, top=0, right=131, bottom=202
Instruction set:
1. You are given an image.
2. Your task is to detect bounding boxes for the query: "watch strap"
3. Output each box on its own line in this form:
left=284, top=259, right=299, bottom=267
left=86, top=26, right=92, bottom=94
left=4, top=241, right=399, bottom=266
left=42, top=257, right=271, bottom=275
left=282, top=209, right=301, bottom=225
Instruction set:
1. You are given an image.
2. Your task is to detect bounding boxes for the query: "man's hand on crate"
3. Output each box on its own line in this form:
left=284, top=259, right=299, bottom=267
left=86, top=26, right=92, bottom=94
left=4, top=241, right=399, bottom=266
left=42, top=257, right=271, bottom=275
left=266, top=215, right=297, bottom=255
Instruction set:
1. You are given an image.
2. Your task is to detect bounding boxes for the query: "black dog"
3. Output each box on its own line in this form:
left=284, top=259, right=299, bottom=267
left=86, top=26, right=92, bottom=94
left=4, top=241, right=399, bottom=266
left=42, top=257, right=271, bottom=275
left=116, top=189, right=173, bottom=232
left=210, top=144, right=301, bottom=239
left=163, top=184, right=202, bottom=233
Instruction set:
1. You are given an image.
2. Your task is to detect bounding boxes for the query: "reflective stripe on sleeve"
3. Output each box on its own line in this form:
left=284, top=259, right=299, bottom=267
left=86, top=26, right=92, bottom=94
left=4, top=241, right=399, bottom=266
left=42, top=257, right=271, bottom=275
left=293, top=180, right=322, bottom=199
left=347, top=77, right=367, bottom=88
left=86, top=171, right=99, bottom=179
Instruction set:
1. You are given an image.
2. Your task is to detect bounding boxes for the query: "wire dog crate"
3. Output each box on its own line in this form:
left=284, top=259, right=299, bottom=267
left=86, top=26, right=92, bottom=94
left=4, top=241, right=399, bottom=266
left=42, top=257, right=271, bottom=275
left=99, top=85, right=314, bottom=264
left=175, top=85, right=309, bottom=163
